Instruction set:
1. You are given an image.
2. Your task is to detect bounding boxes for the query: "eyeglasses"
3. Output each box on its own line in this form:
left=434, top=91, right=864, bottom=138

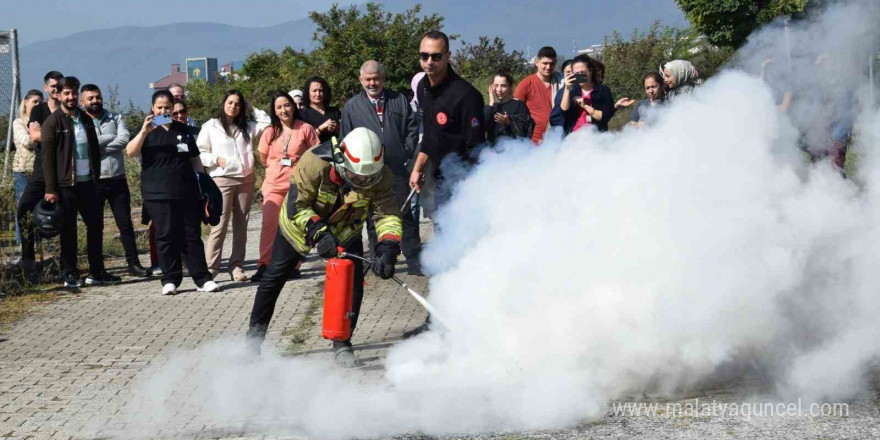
left=419, top=52, right=444, bottom=62
left=172, top=110, right=187, bottom=116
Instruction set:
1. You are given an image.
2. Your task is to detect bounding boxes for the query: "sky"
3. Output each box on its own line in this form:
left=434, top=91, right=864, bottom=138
left=7, top=0, right=334, bottom=45
left=7, top=0, right=685, bottom=46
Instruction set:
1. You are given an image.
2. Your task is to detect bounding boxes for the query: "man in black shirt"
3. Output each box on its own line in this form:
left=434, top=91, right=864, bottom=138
left=404, top=31, right=485, bottom=338
left=408, top=31, right=485, bottom=205
left=17, top=71, right=63, bottom=278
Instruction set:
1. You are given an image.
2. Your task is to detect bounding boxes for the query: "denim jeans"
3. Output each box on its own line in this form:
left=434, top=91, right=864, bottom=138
left=12, top=172, right=29, bottom=244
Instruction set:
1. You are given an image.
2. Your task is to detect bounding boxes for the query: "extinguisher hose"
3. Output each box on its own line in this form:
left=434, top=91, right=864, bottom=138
left=338, top=251, right=448, bottom=328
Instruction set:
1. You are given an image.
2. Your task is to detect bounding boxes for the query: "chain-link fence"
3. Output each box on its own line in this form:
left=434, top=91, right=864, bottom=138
left=1, top=30, right=20, bottom=178
left=0, top=29, right=21, bottom=272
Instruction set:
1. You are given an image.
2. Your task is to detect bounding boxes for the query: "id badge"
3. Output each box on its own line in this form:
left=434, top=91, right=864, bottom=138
left=176, top=135, right=189, bottom=153
left=280, top=158, right=293, bottom=167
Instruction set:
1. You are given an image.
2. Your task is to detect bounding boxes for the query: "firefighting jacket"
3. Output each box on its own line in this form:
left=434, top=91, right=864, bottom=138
left=278, top=140, right=402, bottom=256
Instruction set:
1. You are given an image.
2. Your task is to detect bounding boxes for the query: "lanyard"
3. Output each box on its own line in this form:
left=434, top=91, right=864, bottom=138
left=281, top=131, right=293, bottom=158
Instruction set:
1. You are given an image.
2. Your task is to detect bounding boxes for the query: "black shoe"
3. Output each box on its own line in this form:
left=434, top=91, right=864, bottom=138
left=251, top=265, right=267, bottom=283
left=406, top=259, right=424, bottom=276
left=288, top=267, right=301, bottom=280
left=127, top=262, right=150, bottom=277
left=85, top=271, right=122, bottom=286
left=62, top=273, right=81, bottom=289
left=332, top=341, right=360, bottom=368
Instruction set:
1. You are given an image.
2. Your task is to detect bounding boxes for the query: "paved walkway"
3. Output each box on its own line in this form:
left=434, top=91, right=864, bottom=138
left=1, top=212, right=878, bottom=439
left=0, top=211, right=430, bottom=439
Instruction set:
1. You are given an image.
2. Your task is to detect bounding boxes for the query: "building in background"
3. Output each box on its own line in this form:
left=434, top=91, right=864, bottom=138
left=149, top=63, right=187, bottom=91
left=577, top=44, right=604, bottom=59
left=186, top=57, right=218, bottom=84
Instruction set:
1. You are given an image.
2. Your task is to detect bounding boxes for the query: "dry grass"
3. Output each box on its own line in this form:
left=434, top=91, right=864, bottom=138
left=0, top=292, right=57, bottom=332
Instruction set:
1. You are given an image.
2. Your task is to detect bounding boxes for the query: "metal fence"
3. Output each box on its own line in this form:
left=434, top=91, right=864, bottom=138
left=0, top=29, right=20, bottom=265
left=1, top=29, right=21, bottom=185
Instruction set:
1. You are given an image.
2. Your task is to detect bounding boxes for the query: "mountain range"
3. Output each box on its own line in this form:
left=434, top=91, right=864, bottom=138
left=18, top=0, right=686, bottom=108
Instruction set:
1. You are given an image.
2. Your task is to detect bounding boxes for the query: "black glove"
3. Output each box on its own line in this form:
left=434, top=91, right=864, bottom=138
left=315, top=233, right=338, bottom=259
left=305, top=219, right=329, bottom=246
left=371, top=240, right=400, bottom=280
left=305, top=219, right=337, bottom=258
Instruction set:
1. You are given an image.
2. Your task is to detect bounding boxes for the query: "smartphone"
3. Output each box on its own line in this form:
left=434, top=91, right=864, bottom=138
left=574, top=73, right=590, bottom=84
left=151, top=114, right=173, bottom=126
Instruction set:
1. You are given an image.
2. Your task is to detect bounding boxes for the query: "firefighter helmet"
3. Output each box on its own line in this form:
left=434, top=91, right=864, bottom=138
left=334, top=127, right=384, bottom=189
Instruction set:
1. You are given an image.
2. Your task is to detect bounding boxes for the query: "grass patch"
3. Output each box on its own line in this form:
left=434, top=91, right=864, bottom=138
left=0, top=292, right=58, bottom=332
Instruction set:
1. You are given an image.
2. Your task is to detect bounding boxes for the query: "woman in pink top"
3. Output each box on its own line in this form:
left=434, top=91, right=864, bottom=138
left=252, top=91, right=319, bottom=282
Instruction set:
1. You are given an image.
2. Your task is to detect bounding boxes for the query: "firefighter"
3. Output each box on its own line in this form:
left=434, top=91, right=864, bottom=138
left=246, top=127, right=402, bottom=368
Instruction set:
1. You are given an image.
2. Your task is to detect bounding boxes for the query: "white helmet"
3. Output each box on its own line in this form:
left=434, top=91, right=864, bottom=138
left=334, top=127, right=384, bottom=189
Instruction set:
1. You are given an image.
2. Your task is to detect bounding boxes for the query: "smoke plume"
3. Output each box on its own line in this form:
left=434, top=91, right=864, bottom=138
left=116, top=1, right=880, bottom=438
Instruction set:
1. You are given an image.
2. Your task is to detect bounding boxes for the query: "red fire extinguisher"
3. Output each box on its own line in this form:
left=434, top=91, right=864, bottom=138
left=322, top=247, right=355, bottom=341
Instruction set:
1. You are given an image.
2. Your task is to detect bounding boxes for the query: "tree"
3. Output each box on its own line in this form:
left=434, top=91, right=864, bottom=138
left=675, top=0, right=812, bottom=48
left=452, top=36, right=529, bottom=85
left=182, top=2, right=445, bottom=117
left=601, top=22, right=734, bottom=129
left=306, top=2, right=447, bottom=105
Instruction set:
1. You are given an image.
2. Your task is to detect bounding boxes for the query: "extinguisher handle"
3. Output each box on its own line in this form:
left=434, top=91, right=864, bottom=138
left=336, top=246, right=345, bottom=257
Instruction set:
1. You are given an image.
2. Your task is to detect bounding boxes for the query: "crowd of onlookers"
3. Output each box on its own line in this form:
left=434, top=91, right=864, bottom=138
left=9, top=31, right=849, bottom=295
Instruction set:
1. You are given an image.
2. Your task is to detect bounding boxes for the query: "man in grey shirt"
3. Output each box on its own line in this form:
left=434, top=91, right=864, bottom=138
left=340, top=60, right=422, bottom=275
left=80, top=84, right=149, bottom=277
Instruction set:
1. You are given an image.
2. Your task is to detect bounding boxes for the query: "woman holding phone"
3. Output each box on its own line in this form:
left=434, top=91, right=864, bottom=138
left=299, top=76, right=341, bottom=144
left=251, top=91, right=320, bottom=282
left=197, top=90, right=270, bottom=281
left=126, top=90, right=216, bottom=295
left=550, top=53, right=615, bottom=135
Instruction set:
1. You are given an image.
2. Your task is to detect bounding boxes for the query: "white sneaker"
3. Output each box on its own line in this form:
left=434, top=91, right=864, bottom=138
left=197, top=280, right=220, bottom=292
left=162, top=283, right=177, bottom=295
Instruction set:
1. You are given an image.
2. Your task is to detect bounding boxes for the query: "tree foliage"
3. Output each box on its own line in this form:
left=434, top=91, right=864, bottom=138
left=452, top=36, right=529, bottom=83
left=183, top=2, right=447, bottom=116
left=601, top=22, right=735, bottom=129
left=306, top=2, right=446, bottom=105
left=675, top=0, right=812, bottom=48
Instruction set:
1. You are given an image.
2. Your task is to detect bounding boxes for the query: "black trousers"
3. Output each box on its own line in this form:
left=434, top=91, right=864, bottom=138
left=17, top=179, right=46, bottom=266
left=247, top=231, right=364, bottom=343
left=366, top=173, right=420, bottom=259
left=59, top=181, right=105, bottom=277
left=144, top=199, right=211, bottom=287
left=95, top=176, right=140, bottom=265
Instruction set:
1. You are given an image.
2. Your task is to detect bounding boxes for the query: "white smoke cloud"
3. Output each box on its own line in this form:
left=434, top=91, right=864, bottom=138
left=114, top=1, right=880, bottom=438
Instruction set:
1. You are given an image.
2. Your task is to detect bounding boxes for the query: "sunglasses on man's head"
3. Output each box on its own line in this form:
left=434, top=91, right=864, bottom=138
left=419, top=52, right=444, bottom=62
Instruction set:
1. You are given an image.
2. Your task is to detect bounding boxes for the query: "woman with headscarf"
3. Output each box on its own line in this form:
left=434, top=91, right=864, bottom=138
left=662, top=60, right=702, bottom=102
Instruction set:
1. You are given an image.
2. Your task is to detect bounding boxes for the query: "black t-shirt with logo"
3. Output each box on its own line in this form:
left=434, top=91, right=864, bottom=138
left=140, top=121, right=200, bottom=201
left=417, top=69, right=485, bottom=165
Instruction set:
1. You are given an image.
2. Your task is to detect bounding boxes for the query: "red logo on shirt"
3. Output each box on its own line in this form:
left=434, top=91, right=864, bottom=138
left=436, top=112, right=448, bottom=125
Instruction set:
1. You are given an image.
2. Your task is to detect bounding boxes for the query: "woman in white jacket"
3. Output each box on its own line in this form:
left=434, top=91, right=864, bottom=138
left=197, top=90, right=270, bottom=281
